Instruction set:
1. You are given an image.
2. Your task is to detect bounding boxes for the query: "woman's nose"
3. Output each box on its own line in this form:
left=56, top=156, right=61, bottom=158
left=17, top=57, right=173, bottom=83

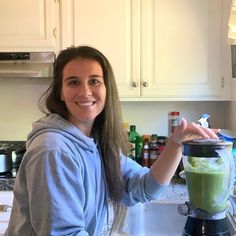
left=79, top=83, right=92, bottom=96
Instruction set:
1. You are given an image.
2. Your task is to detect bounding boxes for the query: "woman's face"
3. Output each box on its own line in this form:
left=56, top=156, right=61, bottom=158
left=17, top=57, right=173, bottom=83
left=60, top=58, right=106, bottom=134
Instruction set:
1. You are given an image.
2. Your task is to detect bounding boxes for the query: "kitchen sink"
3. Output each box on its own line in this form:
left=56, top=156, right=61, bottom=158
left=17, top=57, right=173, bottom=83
left=111, top=199, right=236, bottom=236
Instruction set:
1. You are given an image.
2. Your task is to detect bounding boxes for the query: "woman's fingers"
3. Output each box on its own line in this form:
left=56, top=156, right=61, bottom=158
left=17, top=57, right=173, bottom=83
left=171, top=118, right=220, bottom=145
left=185, top=122, right=219, bottom=139
left=187, top=123, right=209, bottom=138
left=200, top=127, right=220, bottom=138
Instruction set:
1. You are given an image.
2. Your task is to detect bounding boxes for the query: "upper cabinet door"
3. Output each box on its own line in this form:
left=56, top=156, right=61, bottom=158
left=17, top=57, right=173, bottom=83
left=0, top=0, right=60, bottom=52
left=60, top=0, right=141, bottom=98
left=141, top=0, right=231, bottom=101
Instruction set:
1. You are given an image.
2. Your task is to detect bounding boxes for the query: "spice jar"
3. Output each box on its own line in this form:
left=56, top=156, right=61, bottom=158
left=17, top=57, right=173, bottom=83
left=168, top=111, right=180, bottom=137
left=149, top=134, right=158, bottom=166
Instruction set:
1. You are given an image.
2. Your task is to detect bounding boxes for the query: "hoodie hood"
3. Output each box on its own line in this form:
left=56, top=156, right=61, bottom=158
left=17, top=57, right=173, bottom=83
left=26, top=113, right=95, bottom=151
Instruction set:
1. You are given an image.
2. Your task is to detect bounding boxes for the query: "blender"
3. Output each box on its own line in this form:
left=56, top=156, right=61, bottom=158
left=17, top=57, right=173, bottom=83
left=180, top=139, right=235, bottom=236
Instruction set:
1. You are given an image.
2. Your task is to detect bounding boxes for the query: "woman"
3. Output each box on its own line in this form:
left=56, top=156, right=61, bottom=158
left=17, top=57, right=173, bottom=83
left=5, top=46, right=219, bottom=236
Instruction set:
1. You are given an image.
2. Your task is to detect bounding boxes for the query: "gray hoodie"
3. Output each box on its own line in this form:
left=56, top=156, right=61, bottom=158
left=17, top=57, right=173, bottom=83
left=5, top=114, right=166, bottom=236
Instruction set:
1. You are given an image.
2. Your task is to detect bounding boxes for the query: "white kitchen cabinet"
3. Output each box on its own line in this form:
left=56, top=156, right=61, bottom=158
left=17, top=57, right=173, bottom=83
left=0, top=0, right=60, bottom=52
left=141, top=0, right=231, bottom=101
left=60, top=0, right=140, bottom=98
left=60, top=0, right=231, bottom=101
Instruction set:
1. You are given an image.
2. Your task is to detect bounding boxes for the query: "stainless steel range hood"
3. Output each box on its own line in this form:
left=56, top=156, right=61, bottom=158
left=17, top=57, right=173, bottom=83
left=0, top=52, right=55, bottom=78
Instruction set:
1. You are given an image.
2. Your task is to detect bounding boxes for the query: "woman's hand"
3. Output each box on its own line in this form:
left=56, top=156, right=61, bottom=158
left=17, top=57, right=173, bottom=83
left=171, top=117, right=220, bottom=145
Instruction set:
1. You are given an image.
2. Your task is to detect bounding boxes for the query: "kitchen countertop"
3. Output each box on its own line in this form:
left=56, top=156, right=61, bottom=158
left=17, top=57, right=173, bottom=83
left=0, top=177, right=187, bottom=236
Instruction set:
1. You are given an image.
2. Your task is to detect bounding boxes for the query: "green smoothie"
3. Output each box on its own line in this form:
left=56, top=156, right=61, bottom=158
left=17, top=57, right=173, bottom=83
left=185, top=170, right=227, bottom=214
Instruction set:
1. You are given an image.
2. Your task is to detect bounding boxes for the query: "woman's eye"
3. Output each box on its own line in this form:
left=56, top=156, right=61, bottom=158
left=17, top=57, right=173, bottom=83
left=90, top=79, right=100, bottom=85
left=68, top=80, right=80, bottom=86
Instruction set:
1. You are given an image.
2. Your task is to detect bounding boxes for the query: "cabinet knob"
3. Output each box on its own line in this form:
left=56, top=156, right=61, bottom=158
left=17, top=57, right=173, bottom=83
left=143, top=81, right=149, bottom=87
left=132, top=82, right=139, bottom=87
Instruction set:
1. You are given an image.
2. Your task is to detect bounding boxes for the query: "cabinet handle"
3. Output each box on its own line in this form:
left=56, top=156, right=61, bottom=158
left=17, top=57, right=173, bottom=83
left=53, top=28, right=57, bottom=38
left=132, top=82, right=139, bottom=88
left=142, top=81, right=149, bottom=87
left=221, top=77, right=224, bottom=88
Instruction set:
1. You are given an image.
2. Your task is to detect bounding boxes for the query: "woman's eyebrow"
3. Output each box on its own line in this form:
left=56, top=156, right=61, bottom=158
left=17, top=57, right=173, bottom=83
left=63, top=76, right=80, bottom=82
left=90, top=74, right=103, bottom=78
left=63, top=75, right=103, bottom=81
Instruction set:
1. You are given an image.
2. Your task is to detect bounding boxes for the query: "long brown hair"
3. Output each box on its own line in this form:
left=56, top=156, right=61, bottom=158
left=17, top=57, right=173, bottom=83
left=39, top=46, right=128, bottom=203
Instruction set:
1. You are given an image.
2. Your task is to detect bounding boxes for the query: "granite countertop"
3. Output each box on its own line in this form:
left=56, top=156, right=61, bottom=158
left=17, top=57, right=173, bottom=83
left=0, top=178, right=15, bottom=191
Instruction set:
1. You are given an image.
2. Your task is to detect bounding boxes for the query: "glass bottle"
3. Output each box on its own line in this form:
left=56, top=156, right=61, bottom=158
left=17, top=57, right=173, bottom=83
left=135, top=136, right=143, bottom=165
left=128, top=125, right=140, bottom=161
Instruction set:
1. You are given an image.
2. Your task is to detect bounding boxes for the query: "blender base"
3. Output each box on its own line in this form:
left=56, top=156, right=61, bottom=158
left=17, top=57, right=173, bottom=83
left=182, top=216, right=230, bottom=236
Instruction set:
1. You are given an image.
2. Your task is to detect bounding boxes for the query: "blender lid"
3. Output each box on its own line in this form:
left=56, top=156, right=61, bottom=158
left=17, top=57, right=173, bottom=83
left=182, top=139, right=232, bottom=157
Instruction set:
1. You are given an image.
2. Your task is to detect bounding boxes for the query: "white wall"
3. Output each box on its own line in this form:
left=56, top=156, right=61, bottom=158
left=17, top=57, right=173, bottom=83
left=0, top=80, right=229, bottom=141
left=121, top=101, right=228, bottom=136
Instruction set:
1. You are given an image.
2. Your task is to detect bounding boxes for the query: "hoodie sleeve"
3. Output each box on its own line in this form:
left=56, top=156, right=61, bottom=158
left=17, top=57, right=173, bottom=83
left=120, top=155, right=168, bottom=206
left=27, top=151, right=89, bottom=236
left=14, top=148, right=90, bottom=236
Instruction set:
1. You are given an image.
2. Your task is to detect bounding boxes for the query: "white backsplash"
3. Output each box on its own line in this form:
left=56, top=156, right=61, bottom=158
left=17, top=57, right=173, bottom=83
left=0, top=80, right=49, bottom=141
left=0, top=80, right=231, bottom=140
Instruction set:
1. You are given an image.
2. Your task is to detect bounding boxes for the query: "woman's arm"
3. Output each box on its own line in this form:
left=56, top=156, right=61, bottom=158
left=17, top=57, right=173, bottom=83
left=150, top=118, right=220, bottom=184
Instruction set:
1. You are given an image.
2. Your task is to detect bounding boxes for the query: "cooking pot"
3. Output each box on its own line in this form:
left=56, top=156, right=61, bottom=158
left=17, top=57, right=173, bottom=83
left=0, top=149, right=12, bottom=173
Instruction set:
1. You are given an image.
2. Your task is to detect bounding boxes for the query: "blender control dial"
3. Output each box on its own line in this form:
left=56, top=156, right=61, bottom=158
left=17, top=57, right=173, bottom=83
left=177, top=203, right=189, bottom=216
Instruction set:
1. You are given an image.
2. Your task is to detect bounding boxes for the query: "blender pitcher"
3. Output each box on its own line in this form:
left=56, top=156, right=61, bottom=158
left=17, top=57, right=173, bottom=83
left=181, top=139, right=235, bottom=236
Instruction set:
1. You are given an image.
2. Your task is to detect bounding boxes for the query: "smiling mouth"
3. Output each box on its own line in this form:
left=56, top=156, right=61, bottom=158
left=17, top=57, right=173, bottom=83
left=75, top=101, right=96, bottom=106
